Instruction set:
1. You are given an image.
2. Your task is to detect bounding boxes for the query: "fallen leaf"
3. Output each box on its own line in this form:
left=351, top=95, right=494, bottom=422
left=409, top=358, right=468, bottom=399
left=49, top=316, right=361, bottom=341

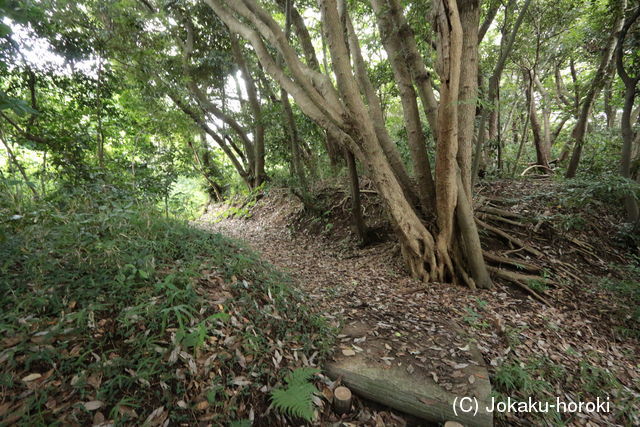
left=22, top=373, right=42, bottom=382
left=143, top=406, right=167, bottom=426
left=194, top=401, right=209, bottom=411
left=83, top=401, right=104, bottom=411
left=342, top=349, right=356, bottom=356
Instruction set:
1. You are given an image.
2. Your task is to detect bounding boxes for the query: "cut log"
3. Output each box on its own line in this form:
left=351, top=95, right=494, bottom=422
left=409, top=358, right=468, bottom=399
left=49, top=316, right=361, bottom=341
left=325, top=341, right=492, bottom=426
left=333, top=386, right=352, bottom=414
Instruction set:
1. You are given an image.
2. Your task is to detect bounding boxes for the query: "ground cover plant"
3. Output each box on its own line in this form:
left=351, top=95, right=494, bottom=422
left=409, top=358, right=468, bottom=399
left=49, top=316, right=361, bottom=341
left=0, top=185, right=333, bottom=425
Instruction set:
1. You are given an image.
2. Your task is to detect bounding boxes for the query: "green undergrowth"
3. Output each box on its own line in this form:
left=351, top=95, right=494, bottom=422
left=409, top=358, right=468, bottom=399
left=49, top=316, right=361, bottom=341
left=0, top=187, right=334, bottom=425
left=493, top=355, right=639, bottom=425
left=209, top=184, right=266, bottom=222
left=599, top=256, right=640, bottom=338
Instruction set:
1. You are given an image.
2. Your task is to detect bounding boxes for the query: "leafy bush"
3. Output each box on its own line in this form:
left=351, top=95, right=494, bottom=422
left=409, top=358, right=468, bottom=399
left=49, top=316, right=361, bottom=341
left=166, top=176, right=209, bottom=220
left=552, top=173, right=640, bottom=210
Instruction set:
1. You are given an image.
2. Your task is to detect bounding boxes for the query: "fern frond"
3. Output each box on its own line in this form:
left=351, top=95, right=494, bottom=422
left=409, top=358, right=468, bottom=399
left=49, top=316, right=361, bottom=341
left=284, top=367, right=319, bottom=386
left=270, top=368, right=320, bottom=421
left=271, top=383, right=317, bottom=421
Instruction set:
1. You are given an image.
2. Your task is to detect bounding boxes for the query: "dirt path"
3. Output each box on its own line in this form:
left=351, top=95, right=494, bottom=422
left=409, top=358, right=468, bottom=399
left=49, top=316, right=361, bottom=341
left=196, top=192, right=484, bottom=400
left=196, top=187, right=640, bottom=426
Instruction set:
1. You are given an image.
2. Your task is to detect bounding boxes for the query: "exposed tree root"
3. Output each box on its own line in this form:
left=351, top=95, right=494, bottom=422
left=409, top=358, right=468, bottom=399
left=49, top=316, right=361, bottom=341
left=488, top=267, right=553, bottom=286
left=520, top=164, right=554, bottom=176
left=478, top=212, right=526, bottom=227
left=482, top=195, right=518, bottom=205
left=476, top=218, right=543, bottom=257
left=483, top=251, right=542, bottom=272
left=487, top=267, right=550, bottom=305
left=477, top=205, right=522, bottom=219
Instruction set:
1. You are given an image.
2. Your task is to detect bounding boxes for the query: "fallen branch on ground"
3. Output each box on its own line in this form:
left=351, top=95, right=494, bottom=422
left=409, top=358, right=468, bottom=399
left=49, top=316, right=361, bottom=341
left=483, top=251, right=542, bottom=272
left=476, top=218, right=543, bottom=258
left=488, top=267, right=549, bottom=305
left=478, top=212, right=526, bottom=227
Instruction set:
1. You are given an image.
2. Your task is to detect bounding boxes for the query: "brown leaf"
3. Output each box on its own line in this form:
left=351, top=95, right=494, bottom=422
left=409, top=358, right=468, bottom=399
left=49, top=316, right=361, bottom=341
left=92, top=411, right=105, bottom=425
left=143, top=406, right=167, bottom=426
left=117, top=405, right=138, bottom=419
left=22, top=373, right=42, bottom=382
left=194, top=401, right=209, bottom=411
left=83, top=401, right=104, bottom=411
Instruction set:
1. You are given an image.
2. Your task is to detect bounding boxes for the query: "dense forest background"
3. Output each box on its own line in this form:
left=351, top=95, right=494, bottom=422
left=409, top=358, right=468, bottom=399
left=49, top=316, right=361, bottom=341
left=1, top=0, right=639, bottom=425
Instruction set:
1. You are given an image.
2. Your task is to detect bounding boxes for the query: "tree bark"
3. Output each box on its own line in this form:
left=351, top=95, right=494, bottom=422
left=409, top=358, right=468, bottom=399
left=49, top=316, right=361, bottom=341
left=456, top=0, right=479, bottom=197
left=345, top=149, right=368, bottom=243
left=371, top=0, right=436, bottom=210
left=524, top=70, right=550, bottom=168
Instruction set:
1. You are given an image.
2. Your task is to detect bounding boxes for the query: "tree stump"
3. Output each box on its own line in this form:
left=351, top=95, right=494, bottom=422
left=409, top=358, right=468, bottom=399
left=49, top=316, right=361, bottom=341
left=333, top=386, right=352, bottom=415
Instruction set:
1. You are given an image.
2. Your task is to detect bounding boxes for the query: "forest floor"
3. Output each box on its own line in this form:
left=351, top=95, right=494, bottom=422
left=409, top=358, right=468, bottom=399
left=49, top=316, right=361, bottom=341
left=198, top=177, right=640, bottom=426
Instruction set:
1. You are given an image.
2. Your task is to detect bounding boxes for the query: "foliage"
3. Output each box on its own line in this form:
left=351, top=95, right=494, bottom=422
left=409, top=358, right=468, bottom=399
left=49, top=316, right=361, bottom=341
left=0, top=186, right=333, bottom=425
left=599, top=256, right=640, bottom=337
left=270, top=367, right=320, bottom=422
left=165, top=176, right=209, bottom=220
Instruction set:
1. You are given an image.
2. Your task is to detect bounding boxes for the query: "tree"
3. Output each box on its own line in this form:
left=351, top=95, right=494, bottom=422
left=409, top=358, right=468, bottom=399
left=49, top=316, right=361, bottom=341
left=615, top=1, right=640, bottom=223
left=204, top=0, right=492, bottom=288
left=565, top=0, right=625, bottom=178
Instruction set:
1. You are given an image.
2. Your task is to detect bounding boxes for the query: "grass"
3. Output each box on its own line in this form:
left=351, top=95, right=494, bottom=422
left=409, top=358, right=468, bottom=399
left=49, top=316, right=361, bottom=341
left=493, top=355, right=639, bottom=425
left=0, top=185, right=334, bottom=425
left=599, top=256, right=640, bottom=338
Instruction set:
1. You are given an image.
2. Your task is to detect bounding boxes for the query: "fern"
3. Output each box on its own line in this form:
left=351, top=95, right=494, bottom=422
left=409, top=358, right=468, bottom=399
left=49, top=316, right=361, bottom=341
left=270, top=367, right=319, bottom=421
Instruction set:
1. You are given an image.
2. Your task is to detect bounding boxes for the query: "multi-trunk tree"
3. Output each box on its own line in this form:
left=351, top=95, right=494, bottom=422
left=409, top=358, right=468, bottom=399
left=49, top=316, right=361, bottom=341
left=204, top=0, right=493, bottom=289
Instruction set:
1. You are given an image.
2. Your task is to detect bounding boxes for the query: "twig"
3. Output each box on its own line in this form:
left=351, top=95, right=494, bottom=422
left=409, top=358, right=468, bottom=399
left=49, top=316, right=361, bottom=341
left=477, top=206, right=522, bottom=219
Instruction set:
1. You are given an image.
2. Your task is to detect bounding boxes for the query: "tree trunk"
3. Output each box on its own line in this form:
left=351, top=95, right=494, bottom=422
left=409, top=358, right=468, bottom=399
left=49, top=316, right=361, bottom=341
left=524, top=71, right=550, bottom=168
left=457, top=0, right=480, bottom=197
left=371, top=0, right=436, bottom=210
left=615, top=2, right=640, bottom=223
left=471, top=0, right=531, bottom=182
left=345, top=149, right=368, bottom=243
left=565, top=2, right=625, bottom=178
left=0, top=131, right=39, bottom=198
left=512, top=109, right=530, bottom=176
left=230, top=33, right=266, bottom=187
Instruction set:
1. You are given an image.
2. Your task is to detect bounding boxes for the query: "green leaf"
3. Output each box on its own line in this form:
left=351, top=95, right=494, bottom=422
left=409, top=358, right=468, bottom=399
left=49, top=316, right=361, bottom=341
left=270, top=368, right=320, bottom=421
left=0, top=22, right=11, bottom=37
left=270, top=383, right=317, bottom=421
